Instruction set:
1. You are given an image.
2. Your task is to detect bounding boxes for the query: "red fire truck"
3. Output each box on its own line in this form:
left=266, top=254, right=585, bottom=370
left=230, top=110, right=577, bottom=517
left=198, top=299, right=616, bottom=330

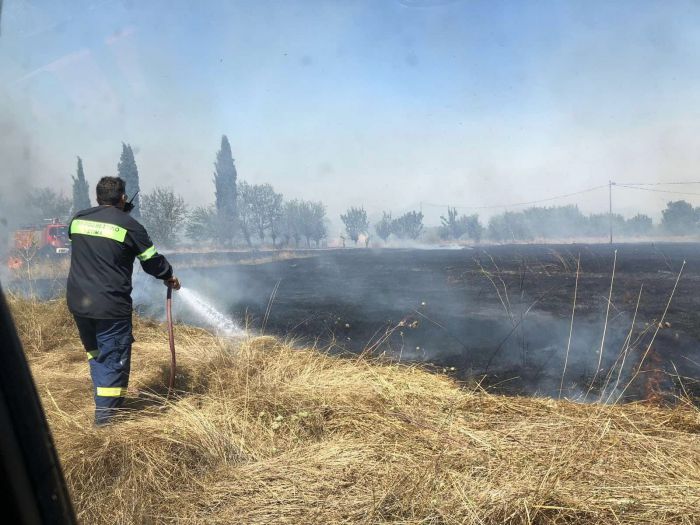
left=7, top=219, right=71, bottom=269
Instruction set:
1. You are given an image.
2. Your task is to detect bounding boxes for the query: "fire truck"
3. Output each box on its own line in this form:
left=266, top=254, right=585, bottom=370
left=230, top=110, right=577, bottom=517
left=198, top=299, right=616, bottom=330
left=7, top=219, right=71, bottom=269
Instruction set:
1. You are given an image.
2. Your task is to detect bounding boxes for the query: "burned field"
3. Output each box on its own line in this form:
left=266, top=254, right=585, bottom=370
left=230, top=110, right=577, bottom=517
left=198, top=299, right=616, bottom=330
left=15, top=243, right=699, bottom=401
left=172, top=243, right=699, bottom=402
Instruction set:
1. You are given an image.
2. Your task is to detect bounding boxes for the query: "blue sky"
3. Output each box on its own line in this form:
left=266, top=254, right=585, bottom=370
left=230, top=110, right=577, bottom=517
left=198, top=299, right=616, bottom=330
left=2, top=0, right=700, bottom=224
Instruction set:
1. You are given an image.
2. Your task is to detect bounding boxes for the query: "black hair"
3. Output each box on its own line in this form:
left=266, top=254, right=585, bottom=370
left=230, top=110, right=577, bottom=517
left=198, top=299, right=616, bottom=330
left=96, top=176, right=126, bottom=206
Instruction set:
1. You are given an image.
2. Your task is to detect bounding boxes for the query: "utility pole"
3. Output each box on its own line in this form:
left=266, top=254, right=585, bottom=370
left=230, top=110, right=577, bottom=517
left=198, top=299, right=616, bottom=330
left=608, top=180, right=614, bottom=244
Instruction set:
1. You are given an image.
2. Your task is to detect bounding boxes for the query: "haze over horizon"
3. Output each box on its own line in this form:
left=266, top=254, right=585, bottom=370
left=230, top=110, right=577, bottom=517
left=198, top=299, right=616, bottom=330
left=2, top=0, right=700, bottom=226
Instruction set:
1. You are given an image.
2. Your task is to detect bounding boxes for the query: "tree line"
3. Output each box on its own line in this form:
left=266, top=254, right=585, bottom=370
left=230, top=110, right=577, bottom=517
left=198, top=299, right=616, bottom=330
left=340, top=208, right=426, bottom=245
left=341, top=202, right=698, bottom=244
left=19, top=135, right=700, bottom=248
left=25, top=137, right=328, bottom=249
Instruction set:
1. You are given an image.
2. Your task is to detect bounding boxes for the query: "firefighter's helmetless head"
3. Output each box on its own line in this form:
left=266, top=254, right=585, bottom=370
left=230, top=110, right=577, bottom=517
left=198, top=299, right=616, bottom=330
left=96, top=177, right=127, bottom=210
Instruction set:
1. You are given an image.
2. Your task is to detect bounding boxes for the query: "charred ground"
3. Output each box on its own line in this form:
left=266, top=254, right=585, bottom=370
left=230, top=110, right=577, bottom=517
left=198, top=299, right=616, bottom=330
left=168, top=243, right=698, bottom=402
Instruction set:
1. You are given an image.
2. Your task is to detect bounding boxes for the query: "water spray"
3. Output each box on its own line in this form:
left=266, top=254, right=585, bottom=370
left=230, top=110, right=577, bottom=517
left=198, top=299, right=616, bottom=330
left=178, top=287, right=243, bottom=336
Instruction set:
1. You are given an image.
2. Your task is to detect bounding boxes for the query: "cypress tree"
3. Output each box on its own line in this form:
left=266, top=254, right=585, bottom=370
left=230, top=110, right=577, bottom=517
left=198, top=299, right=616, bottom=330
left=117, top=143, right=141, bottom=217
left=213, top=135, right=238, bottom=243
left=71, top=156, right=91, bottom=213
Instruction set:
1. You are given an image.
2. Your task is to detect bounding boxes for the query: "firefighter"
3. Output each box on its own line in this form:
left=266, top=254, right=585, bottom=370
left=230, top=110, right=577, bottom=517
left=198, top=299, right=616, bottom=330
left=67, top=176, right=180, bottom=426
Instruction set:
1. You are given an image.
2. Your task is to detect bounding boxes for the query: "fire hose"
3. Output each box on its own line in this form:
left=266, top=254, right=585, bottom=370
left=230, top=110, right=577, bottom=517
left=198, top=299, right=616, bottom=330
left=165, top=286, right=176, bottom=399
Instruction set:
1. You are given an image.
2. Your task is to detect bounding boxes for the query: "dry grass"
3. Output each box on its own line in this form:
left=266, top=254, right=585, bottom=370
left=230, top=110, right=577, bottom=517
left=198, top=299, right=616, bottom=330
left=7, top=256, right=71, bottom=280
left=8, top=297, right=700, bottom=524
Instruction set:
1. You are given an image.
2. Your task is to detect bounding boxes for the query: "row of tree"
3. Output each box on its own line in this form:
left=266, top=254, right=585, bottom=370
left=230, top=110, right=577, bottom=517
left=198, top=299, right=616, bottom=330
left=485, top=205, right=653, bottom=241
left=338, top=208, right=428, bottom=245
left=22, top=135, right=700, bottom=247
left=30, top=137, right=328, bottom=248
left=24, top=144, right=140, bottom=225
left=340, top=202, right=700, bottom=244
left=185, top=190, right=327, bottom=248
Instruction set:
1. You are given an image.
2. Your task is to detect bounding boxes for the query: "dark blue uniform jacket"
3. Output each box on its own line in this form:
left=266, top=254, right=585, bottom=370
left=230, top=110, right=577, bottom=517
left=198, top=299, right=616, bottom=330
left=67, top=205, right=172, bottom=319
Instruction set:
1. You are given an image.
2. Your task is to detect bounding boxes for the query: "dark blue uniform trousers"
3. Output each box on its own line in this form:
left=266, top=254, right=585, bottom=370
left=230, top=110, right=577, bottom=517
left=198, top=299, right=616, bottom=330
left=73, top=316, right=134, bottom=425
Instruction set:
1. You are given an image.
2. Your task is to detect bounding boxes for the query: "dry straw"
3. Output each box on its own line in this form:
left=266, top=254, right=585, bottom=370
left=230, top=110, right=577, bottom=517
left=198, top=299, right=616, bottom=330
left=9, top=297, right=700, bottom=524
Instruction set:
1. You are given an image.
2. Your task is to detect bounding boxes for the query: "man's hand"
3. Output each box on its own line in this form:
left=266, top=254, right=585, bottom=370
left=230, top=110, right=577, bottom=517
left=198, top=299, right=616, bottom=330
left=164, top=276, right=181, bottom=290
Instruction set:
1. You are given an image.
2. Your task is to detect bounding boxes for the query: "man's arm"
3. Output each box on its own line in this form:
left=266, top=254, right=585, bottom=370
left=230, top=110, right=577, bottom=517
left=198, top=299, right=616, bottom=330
left=127, top=222, right=173, bottom=281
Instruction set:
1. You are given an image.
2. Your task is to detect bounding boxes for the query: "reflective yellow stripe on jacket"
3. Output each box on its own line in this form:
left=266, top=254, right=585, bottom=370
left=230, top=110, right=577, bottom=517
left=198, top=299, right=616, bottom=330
left=137, top=245, right=157, bottom=261
left=96, top=386, right=127, bottom=397
left=71, top=219, right=127, bottom=242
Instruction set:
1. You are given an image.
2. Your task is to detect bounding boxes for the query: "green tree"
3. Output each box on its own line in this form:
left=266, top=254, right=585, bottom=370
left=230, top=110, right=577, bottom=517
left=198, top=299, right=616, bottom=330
left=391, top=211, right=424, bottom=240
left=661, top=200, right=697, bottom=236
left=186, top=205, right=218, bottom=244
left=307, top=201, right=327, bottom=247
left=462, top=214, right=484, bottom=242
left=264, top=188, right=285, bottom=247
left=439, top=207, right=482, bottom=241
left=439, top=207, right=461, bottom=239
left=585, top=213, right=624, bottom=238
left=213, top=135, right=238, bottom=244
left=375, top=212, right=392, bottom=242
left=247, top=183, right=283, bottom=245
left=236, top=181, right=254, bottom=247
left=141, top=187, right=188, bottom=247
left=71, top=156, right=91, bottom=213
left=486, top=205, right=590, bottom=241
left=25, top=188, right=71, bottom=223
left=340, top=206, right=369, bottom=244
left=624, top=214, right=653, bottom=236
left=117, top=143, right=141, bottom=217
left=487, top=212, right=531, bottom=242
left=281, top=200, right=304, bottom=247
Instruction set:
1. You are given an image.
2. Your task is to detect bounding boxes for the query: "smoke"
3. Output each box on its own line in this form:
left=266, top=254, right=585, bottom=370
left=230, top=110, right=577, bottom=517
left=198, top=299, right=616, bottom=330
left=0, top=100, right=41, bottom=279
left=5, top=1, right=700, bottom=225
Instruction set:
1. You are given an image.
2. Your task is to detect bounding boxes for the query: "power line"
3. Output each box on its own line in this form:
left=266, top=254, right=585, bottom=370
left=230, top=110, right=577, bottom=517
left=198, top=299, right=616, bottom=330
left=414, top=180, right=700, bottom=245
left=421, top=181, right=700, bottom=213
left=615, top=184, right=700, bottom=197
left=616, top=181, right=700, bottom=186
left=420, top=184, right=608, bottom=211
